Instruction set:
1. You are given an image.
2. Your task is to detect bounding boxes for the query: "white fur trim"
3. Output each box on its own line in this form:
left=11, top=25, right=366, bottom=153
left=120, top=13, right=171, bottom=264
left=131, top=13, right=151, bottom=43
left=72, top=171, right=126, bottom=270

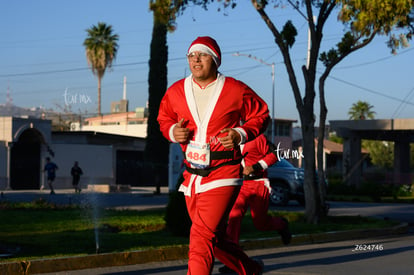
left=263, top=178, right=271, bottom=192
left=179, top=177, right=242, bottom=197
left=169, top=124, right=177, bottom=143
left=188, top=44, right=219, bottom=66
left=184, top=74, right=225, bottom=143
left=258, top=159, right=268, bottom=170
left=234, top=127, right=247, bottom=144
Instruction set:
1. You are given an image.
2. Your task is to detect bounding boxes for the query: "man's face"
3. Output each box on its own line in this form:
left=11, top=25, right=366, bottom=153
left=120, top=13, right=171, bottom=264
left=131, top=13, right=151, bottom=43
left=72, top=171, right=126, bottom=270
left=187, top=52, right=217, bottom=83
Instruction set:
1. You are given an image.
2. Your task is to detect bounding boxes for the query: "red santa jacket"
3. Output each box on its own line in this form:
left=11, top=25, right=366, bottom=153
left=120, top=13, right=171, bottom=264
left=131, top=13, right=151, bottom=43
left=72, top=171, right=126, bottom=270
left=158, top=74, right=269, bottom=196
left=241, top=134, right=278, bottom=180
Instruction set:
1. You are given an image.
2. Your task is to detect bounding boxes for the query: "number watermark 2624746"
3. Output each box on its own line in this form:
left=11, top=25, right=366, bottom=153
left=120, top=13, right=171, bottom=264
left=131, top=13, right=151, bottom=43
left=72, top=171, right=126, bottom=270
left=352, top=244, right=384, bottom=252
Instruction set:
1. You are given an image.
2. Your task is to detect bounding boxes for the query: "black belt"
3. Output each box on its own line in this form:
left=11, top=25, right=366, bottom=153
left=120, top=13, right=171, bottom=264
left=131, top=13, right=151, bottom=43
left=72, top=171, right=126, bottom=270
left=185, top=158, right=242, bottom=177
left=210, top=150, right=234, bottom=160
left=243, top=174, right=261, bottom=180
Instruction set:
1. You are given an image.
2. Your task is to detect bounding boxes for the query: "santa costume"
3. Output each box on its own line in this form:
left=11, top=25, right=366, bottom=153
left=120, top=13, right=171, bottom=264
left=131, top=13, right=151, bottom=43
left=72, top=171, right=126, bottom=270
left=226, top=134, right=289, bottom=245
left=158, top=36, right=269, bottom=274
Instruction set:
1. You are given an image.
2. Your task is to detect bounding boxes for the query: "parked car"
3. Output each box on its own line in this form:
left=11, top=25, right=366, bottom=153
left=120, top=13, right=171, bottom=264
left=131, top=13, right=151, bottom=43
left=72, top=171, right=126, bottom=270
left=267, top=158, right=305, bottom=206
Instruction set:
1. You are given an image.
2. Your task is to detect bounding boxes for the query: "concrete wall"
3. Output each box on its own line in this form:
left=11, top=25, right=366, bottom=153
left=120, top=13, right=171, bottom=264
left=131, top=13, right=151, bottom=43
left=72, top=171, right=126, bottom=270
left=12, top=117, right=52, bottom=144
left=0, top=142, right=7, bottom=189
left=77, top=124, right=147, bottom=138
left=0, top=117, right=13, bottom=142
left=45, top=144, right=114, bottom=190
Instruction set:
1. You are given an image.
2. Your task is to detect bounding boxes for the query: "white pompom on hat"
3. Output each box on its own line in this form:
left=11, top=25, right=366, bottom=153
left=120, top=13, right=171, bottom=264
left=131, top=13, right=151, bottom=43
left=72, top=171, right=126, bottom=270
left=187, top=36, right=221, bottom=67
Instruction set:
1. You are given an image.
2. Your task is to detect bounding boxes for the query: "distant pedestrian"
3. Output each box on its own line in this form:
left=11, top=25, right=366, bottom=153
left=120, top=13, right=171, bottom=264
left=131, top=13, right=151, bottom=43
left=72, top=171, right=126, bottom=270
left=71, top=161, right=83, bottom=193
left=44, top=157, right=58, bottom=194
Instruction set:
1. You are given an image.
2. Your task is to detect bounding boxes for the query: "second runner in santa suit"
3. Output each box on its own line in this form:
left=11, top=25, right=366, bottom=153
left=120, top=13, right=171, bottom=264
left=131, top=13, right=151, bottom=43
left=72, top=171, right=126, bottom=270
left=219, top=134, right=292, bottom=274
left=158, top=36, right=270, bottom=275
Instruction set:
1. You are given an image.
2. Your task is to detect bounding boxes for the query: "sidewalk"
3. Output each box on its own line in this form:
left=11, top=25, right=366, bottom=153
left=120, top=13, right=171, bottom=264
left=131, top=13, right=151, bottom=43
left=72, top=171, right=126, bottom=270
left=0, top=188, right=410, bottom=274
left=0, top=186, right=171, bottom=210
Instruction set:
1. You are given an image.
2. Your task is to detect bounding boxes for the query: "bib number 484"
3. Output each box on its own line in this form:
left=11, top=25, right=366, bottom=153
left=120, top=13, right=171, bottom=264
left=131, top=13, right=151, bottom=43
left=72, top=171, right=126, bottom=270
left=185, top=141, right=211, bottom=169
left=186, top=151, right=207, bottom=162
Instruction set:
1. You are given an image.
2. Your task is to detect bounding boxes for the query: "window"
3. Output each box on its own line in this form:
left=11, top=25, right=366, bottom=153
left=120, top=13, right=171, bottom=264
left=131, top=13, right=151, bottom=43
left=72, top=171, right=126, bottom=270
left=266, top=121, right=291, bottom=137
left=276, top=123, right=291, bottom=137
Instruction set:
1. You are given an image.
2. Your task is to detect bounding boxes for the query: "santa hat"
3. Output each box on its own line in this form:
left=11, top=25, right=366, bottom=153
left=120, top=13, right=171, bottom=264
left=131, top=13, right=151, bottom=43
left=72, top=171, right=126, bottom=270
left=187, top=36, right=221, bottom=67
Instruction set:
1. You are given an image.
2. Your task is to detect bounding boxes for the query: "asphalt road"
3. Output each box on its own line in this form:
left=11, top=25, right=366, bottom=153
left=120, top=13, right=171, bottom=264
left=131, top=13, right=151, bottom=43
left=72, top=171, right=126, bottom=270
left=38, top=234, right=414, bottom=275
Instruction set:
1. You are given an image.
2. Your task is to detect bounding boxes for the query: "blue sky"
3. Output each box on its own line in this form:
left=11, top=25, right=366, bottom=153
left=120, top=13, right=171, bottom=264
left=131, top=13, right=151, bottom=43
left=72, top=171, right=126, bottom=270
left=1, top=0, right=413, bottom=125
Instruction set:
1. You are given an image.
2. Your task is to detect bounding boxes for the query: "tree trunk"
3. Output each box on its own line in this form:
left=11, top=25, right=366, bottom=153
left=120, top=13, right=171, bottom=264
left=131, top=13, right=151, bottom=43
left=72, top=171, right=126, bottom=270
left=144, top=16, right=169, bottom=189
left=97, top=76, right=102, bottom=116
left=317, top=73, right=330, bottom=217
left=301, top=109, right=320, bottom=224
left=252, top=0, right=323, bottom=223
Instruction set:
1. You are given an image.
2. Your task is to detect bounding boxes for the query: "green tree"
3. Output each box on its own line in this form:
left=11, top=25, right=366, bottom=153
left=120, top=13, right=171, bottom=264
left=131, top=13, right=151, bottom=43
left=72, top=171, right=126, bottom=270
left=346, top=101, right=394, bottom=170
left=364, top=140, right=394, bottom=169
left=348, top=100, right=376, bottom=120
left=328, top=133, right=343, bottom=144
left=146, top=1, right=182, bottom=192
left=83, top=22, right=119, bottom=116
left=184, top=0, right=413, bottom=223
left=346, top=101, right=394, bottom=169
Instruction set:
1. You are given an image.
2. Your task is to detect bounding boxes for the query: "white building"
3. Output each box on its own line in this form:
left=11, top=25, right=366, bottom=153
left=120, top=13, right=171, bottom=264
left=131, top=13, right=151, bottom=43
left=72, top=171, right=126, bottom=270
left=0, top=116, right=146, bottom=191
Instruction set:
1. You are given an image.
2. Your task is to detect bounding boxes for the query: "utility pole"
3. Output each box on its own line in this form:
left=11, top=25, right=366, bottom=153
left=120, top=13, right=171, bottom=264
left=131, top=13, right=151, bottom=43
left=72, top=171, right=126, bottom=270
left=233, top=52, right=275, bottom=143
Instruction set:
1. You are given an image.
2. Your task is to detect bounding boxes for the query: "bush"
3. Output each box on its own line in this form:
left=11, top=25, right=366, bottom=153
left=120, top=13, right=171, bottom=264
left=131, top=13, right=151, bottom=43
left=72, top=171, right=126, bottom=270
left=392, top=184, right=414, bottom=197
left=358, top=181, right=391, bottom=201
left=326, top=177, right=411, bottom=202
left=164, top=176, right=191, bottom=237
left=327, top=177, right=356, bottom=196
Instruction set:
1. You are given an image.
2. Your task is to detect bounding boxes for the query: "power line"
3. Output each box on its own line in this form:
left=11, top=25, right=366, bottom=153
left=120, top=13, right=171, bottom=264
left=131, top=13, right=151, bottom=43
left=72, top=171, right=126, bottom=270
left=335, top=47, right=414, bottom=70
left=391, top=86, right=414, bottom=118
left=0, top=45, right=280, bottom=78
left=0, top=67, right=90, bottom=78
left=0, top=61, right=149, bottom=78
left=327, top=74, right=414, bottom=106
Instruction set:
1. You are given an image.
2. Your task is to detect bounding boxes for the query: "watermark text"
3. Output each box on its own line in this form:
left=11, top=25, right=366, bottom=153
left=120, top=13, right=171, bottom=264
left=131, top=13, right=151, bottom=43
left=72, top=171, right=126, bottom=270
left=63, top=89, right=92, bottom=106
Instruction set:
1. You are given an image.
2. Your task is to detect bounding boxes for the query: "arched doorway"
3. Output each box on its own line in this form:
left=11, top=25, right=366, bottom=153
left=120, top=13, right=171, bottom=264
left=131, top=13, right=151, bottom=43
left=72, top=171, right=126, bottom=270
left=10, top=129, right=43, bottom=190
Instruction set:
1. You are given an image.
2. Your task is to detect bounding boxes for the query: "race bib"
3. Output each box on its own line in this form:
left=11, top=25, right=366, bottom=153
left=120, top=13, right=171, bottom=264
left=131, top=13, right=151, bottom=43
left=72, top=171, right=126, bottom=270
left=185, top=141, right=211, bottom=169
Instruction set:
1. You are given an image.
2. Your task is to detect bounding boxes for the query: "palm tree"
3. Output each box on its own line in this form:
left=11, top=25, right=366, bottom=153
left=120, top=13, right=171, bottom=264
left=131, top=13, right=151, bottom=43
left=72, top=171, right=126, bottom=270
left=83, top=22, right=119, bottom=116
left=145, top=1, right=182, bottom=193
left=348, top=100, right=376, bottom=120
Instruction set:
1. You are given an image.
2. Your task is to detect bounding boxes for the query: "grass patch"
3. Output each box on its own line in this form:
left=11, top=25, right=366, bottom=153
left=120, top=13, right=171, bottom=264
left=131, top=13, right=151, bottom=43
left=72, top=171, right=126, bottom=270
left=0, top=200, right=398, bottom=263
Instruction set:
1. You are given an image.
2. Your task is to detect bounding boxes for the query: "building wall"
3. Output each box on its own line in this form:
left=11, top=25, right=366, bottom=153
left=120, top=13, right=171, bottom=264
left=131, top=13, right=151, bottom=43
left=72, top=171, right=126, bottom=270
left=48, top=144, right=114, bottom=189
left=0, top=116, right=53, bottom=190
left=12, top=117, right=52, bottom=144
left=80, top=124, right=147, bottom=138
left=0, top=117, right=148, bottom=191
left=274, top=136, right=293, bottom=151
left=0, top=142, right=7, bottom=189
left=84, top=112, right=147, bottom=126
left=0, top=117, right=13, bottom=141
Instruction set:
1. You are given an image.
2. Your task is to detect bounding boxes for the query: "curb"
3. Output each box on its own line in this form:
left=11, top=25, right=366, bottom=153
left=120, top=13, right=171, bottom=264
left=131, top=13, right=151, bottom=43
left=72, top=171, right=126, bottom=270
left=0, top=222, right=409, bottom=275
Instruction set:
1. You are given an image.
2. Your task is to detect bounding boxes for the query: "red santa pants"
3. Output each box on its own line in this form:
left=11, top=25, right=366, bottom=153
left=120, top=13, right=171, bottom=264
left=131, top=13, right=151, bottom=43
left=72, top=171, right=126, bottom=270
left=185, top=184, right=262, bottom=275
left=226, top=179, right=286, bottom=244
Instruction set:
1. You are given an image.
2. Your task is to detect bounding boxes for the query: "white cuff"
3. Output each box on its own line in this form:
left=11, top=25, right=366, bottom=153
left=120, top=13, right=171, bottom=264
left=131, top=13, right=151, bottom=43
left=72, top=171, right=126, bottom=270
left=258, top=159, right=268, bottom=170
left=169, top=124, right=177, bottom=143
left=233, top=127, right=246, bottom=145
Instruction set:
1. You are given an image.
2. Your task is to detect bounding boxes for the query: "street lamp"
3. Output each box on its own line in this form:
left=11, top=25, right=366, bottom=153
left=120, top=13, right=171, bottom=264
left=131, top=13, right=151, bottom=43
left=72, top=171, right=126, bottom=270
left=233, top=52, right=275, bottom=143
